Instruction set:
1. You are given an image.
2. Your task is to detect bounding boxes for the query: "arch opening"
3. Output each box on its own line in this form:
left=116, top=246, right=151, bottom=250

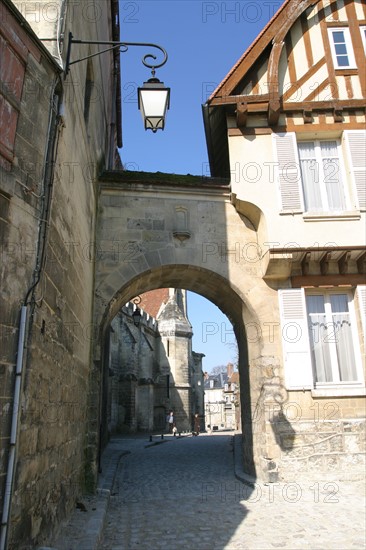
left=93, top=264, right=268, bottom=481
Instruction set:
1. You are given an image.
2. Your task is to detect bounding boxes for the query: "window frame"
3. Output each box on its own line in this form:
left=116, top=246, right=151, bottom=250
left=328, top=27, right=356, bottom=70
left=305, top=289, right=363, bottom=388
left=297, top=138, right=349, bottom=213
left=360, top=26, right=366, bottom=55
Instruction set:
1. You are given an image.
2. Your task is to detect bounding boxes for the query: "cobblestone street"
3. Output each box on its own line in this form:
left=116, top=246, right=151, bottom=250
left=95, top=433, right=365, bottom=550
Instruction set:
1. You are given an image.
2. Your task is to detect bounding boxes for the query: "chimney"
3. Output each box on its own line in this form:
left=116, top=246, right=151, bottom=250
left=227, top=362, right=234, bottom=379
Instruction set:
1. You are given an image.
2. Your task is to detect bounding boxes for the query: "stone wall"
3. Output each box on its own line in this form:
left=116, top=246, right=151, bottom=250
left=94, top=176, right=365, bottom=483
left=0, top=0, right=119, bottom=547
left=0, top=2, right=62, bottom=543
left=109, top=306, right=159, bottom=433
left=263, top=393, right=366, bottom=482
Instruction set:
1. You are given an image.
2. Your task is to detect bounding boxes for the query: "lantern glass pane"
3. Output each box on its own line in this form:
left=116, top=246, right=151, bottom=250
left=140, top=89, right=169, bottom=117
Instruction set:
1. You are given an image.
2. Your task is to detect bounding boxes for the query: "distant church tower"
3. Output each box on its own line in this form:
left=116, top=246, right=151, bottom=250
left=157, top=289, right=193, bottom=430
left=109, top=288, right=204, bottom=434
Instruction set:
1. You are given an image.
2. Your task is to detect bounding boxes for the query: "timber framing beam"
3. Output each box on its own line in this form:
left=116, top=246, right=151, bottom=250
left=291, top=275, right=366, bottom=287
left=209, top=97, right=365, bottom=111
left=208, top=0, right=341, bottom=104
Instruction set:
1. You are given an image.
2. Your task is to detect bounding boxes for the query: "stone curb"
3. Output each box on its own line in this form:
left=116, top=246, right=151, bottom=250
left=233, top=432, right=257, bottom=488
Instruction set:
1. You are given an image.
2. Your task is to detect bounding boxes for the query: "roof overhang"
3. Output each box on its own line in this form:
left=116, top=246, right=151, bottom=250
left=202, top=0, right=347, bottom=177
left=263, top=246, right=366, bottom=285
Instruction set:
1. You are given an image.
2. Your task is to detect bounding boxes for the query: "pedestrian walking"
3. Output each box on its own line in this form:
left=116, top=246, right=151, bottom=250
left=193, top=413, right=200, bottom=436
left=167, top=410, right=174, bottom=433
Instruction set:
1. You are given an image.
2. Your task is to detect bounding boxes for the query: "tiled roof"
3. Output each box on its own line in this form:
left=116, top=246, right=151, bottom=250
left=230, top=372, right=239, bottom=384
left=207, top=0, right=293, bottom=101
left=138, top=289, right=170, bottom=318
left=204, top=373, right=229, bottom=389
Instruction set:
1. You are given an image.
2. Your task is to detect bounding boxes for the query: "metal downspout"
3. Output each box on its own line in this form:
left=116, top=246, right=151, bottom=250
left=108, top=69, right=118, bottom=170
left=0, top=307, right=27, bottom=550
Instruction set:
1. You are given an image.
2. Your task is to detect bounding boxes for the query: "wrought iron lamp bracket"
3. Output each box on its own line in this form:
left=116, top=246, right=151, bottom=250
left=64, top=32, right=168, bottom=78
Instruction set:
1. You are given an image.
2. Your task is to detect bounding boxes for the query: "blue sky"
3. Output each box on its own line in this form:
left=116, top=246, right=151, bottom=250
left=186, top=291, right=237, bottom=371
left=118, top=0, right=281, bottom=174
left=118, top=0, right=281, bottom=369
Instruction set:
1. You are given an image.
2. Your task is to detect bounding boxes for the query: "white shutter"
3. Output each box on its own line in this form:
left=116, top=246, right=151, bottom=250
left=273, top=133, right=304, bottom=212
left=356, top=285, right=366, bottom=343
left=344, top=130, right=366, bottom=210
left=278, top=289, right=313, bottom=390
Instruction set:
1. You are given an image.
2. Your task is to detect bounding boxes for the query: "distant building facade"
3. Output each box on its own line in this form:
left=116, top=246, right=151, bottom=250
left=108, top=289, right=204, bottom=434
left=204, top=363, right=238, bottom=430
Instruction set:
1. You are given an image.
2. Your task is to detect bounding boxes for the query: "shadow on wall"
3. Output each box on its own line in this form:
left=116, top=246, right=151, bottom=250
left=270, top=409, right=297, bottom=451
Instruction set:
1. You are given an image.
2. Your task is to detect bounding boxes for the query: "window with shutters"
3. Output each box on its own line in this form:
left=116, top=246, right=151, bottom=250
left=279, top=288, right=364, bottom=393
left=357, top=286, right=366, bottom=343
left=298, top=140, right=347, bottom=212
left=344, top=131, right=366, bottom=211
left=305, top=291, right=362, bottom=385
left=273, top=133, right=304, bottom=212
left=273, top=131, right=365, bottom=214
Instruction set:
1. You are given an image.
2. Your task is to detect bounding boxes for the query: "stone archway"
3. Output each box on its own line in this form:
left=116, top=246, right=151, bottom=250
left=96, top=266, right=259, bottom=471
left=89, top=175, right=283, bottom=484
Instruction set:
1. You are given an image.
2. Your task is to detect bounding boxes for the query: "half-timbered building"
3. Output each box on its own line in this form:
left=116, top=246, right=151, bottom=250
left=204, top=0, right=366, bottom=480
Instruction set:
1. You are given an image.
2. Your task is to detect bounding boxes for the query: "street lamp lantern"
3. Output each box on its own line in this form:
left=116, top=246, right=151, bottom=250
left=132, top=296, right=142, bottom=327
left=64, top=33, right=170, bottom=132
left=132, top=307, right=142, bottom=327
left=138, top=77, right=170, bottom=132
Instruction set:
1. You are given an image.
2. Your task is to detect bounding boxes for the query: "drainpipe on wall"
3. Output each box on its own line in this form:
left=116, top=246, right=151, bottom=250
left=108, top=68, right=118, bottom=170
left=0, top=78, right=62, bottom=550
left=107, top=0, right=122, bottom=170
left=0, top=306, right=27, bottom=550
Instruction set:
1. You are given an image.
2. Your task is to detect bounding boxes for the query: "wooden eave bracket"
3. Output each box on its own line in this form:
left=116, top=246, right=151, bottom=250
left=333, top=108, right=343, bottom=123
left=301, top=252, right=311, bottom=276
left=338, top=251, right=351, bottom=275
left=320, top=252, right=332, bottom=275
left=357, top=252, right=366, bottom=274
left=268, top=98, right=280, bottom=125
left=266, top=246, right=366, bottom=282
left=236, top=102, right=248, bottom=127
left=303, top=109, right=313, bottom=124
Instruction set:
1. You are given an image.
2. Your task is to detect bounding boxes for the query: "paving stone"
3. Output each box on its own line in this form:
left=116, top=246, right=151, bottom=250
left=46, top=433, right=365, bottom=550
